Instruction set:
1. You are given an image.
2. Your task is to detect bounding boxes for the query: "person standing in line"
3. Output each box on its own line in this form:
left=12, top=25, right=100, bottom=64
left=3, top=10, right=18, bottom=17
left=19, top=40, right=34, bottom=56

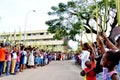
left=54, top=52, right=56, bottom=61
left=11, top=45, right=17, bottom=75
left=23, top=48, right=27, bottom=69
left=33, top=48, right=38, bottom=68
left=15, top=45, right=20, bottom=74
left=40, top=50, right=44, bottom=67
left=35, top=48, right=40, bottom=66
left=0, top=43, right=7, bottom=77
left=5, top=44, right=12, bottom=76
left=2, top=42, right=10, bottom=75
left=20, top=45, right=27, bottom=72
left=27, top=48, right=34, bottom=68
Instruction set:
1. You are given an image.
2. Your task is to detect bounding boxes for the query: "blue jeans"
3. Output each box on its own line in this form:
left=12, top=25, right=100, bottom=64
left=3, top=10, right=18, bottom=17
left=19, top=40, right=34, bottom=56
left=0, top=61, right=4, bottom=76
left=40, top=58, right=43, bottom=66
left=6, top=61, right=11, bottom=76
left=15, top=62, right=19, bottom=72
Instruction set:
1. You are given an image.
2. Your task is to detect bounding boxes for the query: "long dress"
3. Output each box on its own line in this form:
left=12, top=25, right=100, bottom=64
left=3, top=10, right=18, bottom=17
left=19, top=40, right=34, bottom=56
left=28, top=52, right=34, bottom=66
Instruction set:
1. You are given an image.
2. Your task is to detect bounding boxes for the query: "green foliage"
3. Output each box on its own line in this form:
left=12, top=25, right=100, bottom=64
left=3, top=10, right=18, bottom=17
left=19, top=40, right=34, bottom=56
left=67, top=1, right=76, bottom=8
left=5, top=34, right=10, bottom=42
left=115, top=0, right=120, bottom=26
left=53, top=28, right=68, bottom=40
left=46, top=0, right=117, bottom=42
left=51, top=6, right=58, bottom=11
left=109, top=0, right=116, bottom=8
left=62, top=41, right=67, bottom=46
left=73, top=22, right=81, bottom=30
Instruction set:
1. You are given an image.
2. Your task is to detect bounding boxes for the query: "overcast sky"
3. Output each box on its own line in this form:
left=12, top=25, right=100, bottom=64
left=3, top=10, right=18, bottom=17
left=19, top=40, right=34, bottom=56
left=0, top=0, right=99, bottom=50
left=0, top=0, right=68, bottom=33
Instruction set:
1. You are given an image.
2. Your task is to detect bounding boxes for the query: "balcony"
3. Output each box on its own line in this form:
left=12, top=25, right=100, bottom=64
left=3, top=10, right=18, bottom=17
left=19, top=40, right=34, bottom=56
left=11, top=34, right=54, bottom=41
left=25, top=40, right=63, bottom=45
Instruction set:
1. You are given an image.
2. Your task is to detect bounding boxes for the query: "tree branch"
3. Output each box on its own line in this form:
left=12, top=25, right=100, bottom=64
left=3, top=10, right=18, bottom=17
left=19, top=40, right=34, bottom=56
left=85, top=17, right=97, bottom=34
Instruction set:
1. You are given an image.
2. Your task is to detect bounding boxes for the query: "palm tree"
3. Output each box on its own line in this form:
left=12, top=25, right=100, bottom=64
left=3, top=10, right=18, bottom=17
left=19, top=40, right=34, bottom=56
left=115, top=0, right=120, bottom=26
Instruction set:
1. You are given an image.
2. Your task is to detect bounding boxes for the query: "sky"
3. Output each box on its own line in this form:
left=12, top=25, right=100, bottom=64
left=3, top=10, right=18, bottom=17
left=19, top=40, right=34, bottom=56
left=0, top=0, right=68, bottom=33
left=0, top=0, right=99, bottom=51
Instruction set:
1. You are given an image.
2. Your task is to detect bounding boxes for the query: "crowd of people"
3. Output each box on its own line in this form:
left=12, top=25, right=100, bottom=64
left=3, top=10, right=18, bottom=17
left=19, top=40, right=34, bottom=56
left=0, top=43, right=66, bottom=77
left=1, top=32, right=120, bottom=80
left=74, top=32, right=120, bottom=80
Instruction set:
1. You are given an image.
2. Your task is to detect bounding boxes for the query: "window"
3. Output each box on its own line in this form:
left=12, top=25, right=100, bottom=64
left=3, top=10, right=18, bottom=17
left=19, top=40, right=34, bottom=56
left=27, top=34, right=31, bottom=36
left=40, top=33, right=44, bottom=35
left=32, top=33, right=36, bottom=36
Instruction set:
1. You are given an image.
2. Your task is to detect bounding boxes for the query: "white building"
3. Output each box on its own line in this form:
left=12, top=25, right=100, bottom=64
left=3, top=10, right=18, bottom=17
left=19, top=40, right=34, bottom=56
left=0, top=30, right=64, bottom=51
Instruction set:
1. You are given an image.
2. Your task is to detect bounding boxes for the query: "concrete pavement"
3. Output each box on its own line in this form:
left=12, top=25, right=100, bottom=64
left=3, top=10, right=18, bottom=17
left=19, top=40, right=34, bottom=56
left=0, top=60, right=83, bottom=80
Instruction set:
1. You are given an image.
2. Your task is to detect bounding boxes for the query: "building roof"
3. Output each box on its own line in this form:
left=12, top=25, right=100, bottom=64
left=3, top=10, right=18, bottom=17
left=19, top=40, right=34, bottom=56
left=0, top=30, right=48, bottom=35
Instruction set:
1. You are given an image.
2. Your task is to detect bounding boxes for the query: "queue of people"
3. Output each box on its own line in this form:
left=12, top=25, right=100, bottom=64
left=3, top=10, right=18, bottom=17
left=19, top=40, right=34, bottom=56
left=1, top=32, right=120, bottom=80
left=0, top=43, right=55, bottom=77
left=0, top=42, right=75, bottom=78
left=75, top=32, right=120, bottom=80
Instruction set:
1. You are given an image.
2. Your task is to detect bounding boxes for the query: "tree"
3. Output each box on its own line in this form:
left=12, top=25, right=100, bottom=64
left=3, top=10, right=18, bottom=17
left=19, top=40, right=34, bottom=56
left=46, top=0, right=117, bottom=42
left=115, top=0, right=120, bottom=26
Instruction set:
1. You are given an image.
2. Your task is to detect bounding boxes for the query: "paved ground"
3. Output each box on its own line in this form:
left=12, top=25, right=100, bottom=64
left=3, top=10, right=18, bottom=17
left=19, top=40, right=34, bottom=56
left=0, top=60, right=83, bottom=80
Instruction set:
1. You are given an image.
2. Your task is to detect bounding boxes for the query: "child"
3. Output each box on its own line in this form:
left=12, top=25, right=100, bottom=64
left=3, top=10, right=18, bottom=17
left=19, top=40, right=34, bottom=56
left=20, top=46, right=27, bottom=72
left=80, top=60, right=96, bottom=80
left=101, top=50, right=120, bottom=80
left=15, top=51, right=20, bottom=74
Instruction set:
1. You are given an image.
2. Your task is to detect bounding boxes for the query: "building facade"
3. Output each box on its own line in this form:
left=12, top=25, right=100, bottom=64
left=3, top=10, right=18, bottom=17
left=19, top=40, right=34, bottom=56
left=0, top=30, right=64, bottom=51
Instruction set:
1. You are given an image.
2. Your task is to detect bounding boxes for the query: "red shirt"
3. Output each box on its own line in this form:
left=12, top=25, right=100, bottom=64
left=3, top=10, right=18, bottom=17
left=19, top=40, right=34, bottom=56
left=0, top=48, right=6, bottom=61
left=84, top=67, right=96, bottom=80
left=91, top=60, right=96, bottom=68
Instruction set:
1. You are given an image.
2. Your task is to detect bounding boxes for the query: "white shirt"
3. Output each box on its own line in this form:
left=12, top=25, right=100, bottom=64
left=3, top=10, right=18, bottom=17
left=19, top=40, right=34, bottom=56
left=21, top=51, right=27, bottom=55
left=12, top=52, right=17, bottom=59
left=80, top=50, right=90, bottom=70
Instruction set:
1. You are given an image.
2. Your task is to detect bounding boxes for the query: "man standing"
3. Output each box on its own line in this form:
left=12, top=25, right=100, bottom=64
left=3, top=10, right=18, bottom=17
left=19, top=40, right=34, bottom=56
left=0, top=43, right=6, bottom=77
